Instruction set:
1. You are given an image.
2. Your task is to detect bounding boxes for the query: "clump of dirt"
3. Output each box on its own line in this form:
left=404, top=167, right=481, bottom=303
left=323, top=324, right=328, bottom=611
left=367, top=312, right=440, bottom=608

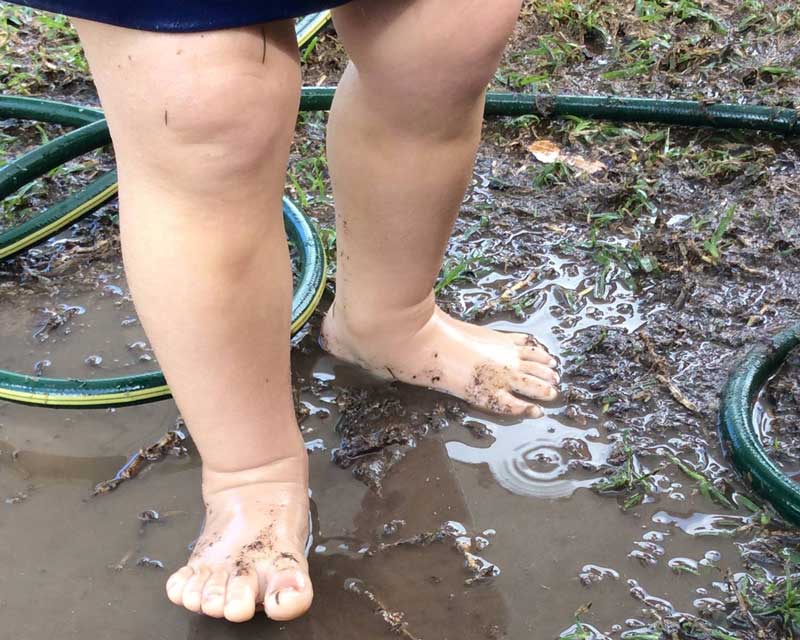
left=330, top=387, right=465, bottom=496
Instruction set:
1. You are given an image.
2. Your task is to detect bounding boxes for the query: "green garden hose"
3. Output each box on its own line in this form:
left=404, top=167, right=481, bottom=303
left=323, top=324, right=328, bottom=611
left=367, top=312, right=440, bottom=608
left=718, top=324, right=800, bottom=526
left=296, top=10, right=331, bottom=47
left=1, top=87, right=798, bottom=409
left=0, top=6, right=333, bottom=406
left=0, top=196, right=325, bottom=407
left=299, top=87, right=800, bottom=135
left=4, top=89, right=797, bottom=261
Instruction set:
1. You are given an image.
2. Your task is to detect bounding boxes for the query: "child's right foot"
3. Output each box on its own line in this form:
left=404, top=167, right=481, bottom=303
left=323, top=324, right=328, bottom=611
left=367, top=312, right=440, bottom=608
left=165, top=456, right=313, bottom=622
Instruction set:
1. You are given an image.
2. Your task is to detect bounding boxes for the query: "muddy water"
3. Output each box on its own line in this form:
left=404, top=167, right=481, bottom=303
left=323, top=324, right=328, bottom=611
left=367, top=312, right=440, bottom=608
left=0, top=251, right=752, bottom=639
left=755, top=384, right=800, bottom=481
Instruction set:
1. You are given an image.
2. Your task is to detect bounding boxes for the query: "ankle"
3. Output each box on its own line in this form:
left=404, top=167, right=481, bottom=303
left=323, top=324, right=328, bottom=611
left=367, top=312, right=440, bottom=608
left=202, top=452, right=309, bottom=496
left=325, top=293, right=437, bottom=341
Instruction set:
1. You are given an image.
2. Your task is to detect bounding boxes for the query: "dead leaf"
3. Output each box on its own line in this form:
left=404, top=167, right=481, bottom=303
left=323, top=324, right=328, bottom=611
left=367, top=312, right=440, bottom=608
left=569, top=155, right=606, bottom=175
left=527, top=139, right=606, bottom=175
left=527, top=139, right=561, bottom=163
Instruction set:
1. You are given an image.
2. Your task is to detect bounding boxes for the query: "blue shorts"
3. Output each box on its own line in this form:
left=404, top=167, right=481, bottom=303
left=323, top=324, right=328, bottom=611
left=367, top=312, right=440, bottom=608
left=9, top=1, right=352, bottom=32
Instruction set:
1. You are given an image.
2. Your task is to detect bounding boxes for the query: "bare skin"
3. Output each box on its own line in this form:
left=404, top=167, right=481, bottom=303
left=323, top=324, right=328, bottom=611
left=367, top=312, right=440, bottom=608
left=166, top=460, right=312, bottom=621
left=72, top=19, right=314, bottom=621
left=322, top=303, right=558, bottom=417
left=71, top=0, right=555, bottom=624
left=322, top=0, right=557, bottom=418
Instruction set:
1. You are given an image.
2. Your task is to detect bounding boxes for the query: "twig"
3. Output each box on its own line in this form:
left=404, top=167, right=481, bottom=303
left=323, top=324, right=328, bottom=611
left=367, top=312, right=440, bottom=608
left=92, top=429, right=187, bottom=496
left=344, top=579, right=421, bottom=640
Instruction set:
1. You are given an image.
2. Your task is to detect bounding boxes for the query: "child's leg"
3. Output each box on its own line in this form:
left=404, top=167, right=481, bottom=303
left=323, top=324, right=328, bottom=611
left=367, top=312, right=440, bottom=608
left=324, top=0, right=559, bottom=417
left=72, top=20, right=312, bottom=622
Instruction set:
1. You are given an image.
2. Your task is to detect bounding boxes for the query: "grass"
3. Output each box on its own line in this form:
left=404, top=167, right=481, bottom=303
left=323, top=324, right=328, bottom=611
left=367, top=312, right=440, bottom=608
left=564, top=232, right=658, bottom=297
left=1, top=6, right=88, bottom=95
left=621, top=623, right=740, bottom=640
left=557, top=605, right=596, bottom=640
left=702, top=204, right=737, bottom=263
left=532, top=159, right=575, bottom=187
left=668, top=455, right=733, bottom=509
left=287, top=122, right=331, bottom=210
left=504, top=0, right=799, bottom=106
left=755, top=571, right=800, bottom=631
left=595, top=435, right=744, bottom=514
left=500, top=33, right=583, bottom=88
left=593, top=432, right=663, bottom=510
left=556, top=116, right=631, bottom=144
left=317, top=225, right=337, bottom=278
left=731, top=561, right=800, bottom=636
left=435, top=240, right=492, bottom=294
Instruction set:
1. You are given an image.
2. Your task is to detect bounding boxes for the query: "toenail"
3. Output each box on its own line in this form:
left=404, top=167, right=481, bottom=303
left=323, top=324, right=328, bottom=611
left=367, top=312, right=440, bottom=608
left=549, top=358, right=558, bottom=367
left=272, top=588, right=296, bottom=606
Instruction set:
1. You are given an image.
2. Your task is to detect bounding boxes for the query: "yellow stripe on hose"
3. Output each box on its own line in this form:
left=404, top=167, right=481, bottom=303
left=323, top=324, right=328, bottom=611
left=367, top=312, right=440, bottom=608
left=297, top=11, right=331, bottom=47
left=0, top=384, right=172, bottom=407
left=0, top=253, right=325, bottom=407
left=291, top=252, right=328, bottom=333
left=0, top=183, right=119, bottom=261
left=0, top=386, right=171, bottom=405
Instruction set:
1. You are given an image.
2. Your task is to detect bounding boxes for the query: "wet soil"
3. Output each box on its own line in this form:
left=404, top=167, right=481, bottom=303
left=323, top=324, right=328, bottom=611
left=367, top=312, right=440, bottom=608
left=2, top=2, right=800, bottom=639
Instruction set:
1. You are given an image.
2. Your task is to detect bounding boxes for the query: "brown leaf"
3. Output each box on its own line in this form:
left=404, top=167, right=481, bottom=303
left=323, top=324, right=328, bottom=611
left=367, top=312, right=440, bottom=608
left=527, top=139, right=605, bottom=174
left=527, top=139, right=561, bottom=163
left=569, top=154, right=606, bottom=175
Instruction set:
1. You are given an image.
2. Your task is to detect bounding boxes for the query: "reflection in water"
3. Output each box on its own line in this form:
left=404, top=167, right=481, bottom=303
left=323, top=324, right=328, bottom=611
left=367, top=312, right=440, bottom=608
left=651, top=510, right=751, bottom=536
left=446, top=418, right=613, bottom=498
left=443, top=256, right=640, bottom=500
left=0, top=443, right=125, bottom=483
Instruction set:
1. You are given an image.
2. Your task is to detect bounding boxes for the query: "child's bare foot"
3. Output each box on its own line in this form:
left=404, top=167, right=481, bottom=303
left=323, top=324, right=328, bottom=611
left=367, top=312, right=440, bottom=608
left=166, top=455, right=313, bottom=622
left=320, top=298, right=559, bottom=417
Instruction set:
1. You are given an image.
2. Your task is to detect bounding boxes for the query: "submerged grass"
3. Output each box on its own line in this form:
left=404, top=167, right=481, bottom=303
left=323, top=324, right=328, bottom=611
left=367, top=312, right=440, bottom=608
left=593, top=432, right=663, bottom=510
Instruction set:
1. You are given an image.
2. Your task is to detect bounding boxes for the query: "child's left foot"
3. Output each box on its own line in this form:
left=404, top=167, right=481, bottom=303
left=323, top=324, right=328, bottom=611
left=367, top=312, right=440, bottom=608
left=320, top=300, right=559, bottom=417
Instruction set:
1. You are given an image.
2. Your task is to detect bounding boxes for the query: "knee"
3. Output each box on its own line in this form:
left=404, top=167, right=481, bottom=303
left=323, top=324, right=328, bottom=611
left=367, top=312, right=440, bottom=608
left=344, top=0, right=521, bottom=109
left=428, top=2, right=521, bottom=100
left=111, top=65, right=300, bottom=191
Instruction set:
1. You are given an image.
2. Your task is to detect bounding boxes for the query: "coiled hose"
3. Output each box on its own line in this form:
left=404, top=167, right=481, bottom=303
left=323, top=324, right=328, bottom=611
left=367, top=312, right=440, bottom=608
left=0, top=14, right=334, bottom=407
left=718, top=324, right=800, bottom=526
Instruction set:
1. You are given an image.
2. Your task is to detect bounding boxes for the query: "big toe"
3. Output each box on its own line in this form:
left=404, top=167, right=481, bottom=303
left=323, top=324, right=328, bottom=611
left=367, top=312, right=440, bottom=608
left=264, top=568, right=313, bottom=621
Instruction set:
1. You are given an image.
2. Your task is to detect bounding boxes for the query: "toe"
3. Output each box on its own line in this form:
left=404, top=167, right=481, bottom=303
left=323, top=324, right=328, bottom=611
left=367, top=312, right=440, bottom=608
left=492, top=390, right=543, bottom=418
left=201, top=569, right=229, bottom=618
left=507, top=332, right=538, bottom=346
left=512, top=373, right=558, bottom=401
left=182, top=566, right=212, bottom=612
left=166, top=566, right=194, bottom=606
left=224, top=573, right=259, bottom=623
left=265, top=568, right=313, bottom=621
left=519, top=345, right=557, bottom=367
left=520, top=360, right=560, bottom=384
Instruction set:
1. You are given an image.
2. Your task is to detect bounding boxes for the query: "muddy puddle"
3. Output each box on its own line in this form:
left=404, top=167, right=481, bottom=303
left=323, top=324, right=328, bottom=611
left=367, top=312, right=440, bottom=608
left=3, top=3, right=800, bottom=636
left=0, top=242, right=759, bottom=640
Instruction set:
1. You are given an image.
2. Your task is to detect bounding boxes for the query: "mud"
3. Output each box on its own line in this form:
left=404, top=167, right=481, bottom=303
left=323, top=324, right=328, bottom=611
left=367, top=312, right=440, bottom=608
left=2, top=2, right=800, bottom=639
